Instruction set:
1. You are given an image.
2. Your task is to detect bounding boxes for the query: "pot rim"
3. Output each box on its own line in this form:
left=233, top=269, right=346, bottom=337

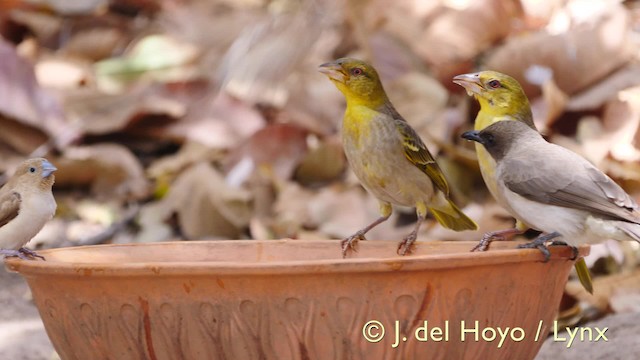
left=4, top=239, right=589, bottom=277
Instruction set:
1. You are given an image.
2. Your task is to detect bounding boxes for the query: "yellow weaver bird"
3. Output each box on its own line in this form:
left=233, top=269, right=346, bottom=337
left=454, top=71, right=593, bottom=293
left=319, top=58, right=477, bottom=257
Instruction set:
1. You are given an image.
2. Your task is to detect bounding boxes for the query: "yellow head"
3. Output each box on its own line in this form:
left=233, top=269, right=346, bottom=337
left=318, top=58, right=388, bottom=108
left=453, top=71, right=534, bottom=127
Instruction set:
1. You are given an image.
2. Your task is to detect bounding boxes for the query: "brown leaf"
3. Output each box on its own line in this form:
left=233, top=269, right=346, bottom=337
left=567, top=63, right=640, bottom=111
left=64, top=87, right=185, bottom=135
left=62, top=26, right=128, bottom=61
left=294, top=137, right=346, bottom=186
left=165, top=93, right=266, bottom=149
left=0, top=37, right=78, bottom=148
left=216, top=2, right=324, bottom=106
left=415, top=0, right=525, bottom=81
left=225, top=123, right=308, bottom=186
left=484, top=3, right=634, bottom=97
left=163, top=162, right=252, bottom=239
left=54, top=143, right=150, bottom=200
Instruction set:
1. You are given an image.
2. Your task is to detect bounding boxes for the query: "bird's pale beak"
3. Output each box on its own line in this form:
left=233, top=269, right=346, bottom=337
left=461, top=130, right=483, bottom=144
left=41, top=160, right=57, bottom=178
left=453, top=73, right=483, bottom=96
left=318, top=62, right=346, bottom=83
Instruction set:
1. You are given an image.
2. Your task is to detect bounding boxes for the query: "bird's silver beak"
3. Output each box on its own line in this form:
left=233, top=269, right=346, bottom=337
left=41, top=160, right=57, bottom=178
left=453, top=73, right=483, bottom=96
left=461, top=130, right=483, bottom=144
left=318, top=62, right=346, bottom=83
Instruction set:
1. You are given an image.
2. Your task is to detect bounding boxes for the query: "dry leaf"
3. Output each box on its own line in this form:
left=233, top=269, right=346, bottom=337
left=525, top=65, right=569, bottom=131
left=0, top=37, right=78, bottom=148
left=147, top=141, right=223, bottom=180
left=386, top=71, right=449, bottom=126
left=54, top=143, right=150, bottom=200
left=415, top=0, right=524, bottom=81
left=294, top=136, right=346, bottom=186
left=567, top=63, right=640, bottom=111
left=35, top=57, right=91, bottom=89
left=485, top=3, right=634, bottom=97
left=64, top=87, right=185, bottom=135
left=165, top=93, right=266, bottom=149
left=161, top=162, right=252, bottom=239
left=225, top=123, right=308, bottom=186
left=566, top=266, right=640, bottom=312
left=61, top=27, right=128, bottom=61
left=217, top=1, right=323, bottom=106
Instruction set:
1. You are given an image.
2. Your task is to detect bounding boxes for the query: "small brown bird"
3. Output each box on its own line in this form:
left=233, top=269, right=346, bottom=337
left=462, top=121, right=640, bottom=260
left=0, top=158, right=57, bottom=260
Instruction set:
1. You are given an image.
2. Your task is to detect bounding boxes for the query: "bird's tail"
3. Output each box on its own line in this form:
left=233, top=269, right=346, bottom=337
left=429, top=198, right=478, bottom=231
left=615, top=221, right=640, bottom=242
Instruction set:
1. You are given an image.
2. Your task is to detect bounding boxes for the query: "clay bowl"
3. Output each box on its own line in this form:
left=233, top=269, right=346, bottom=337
left=5, top=240, right=587, bottom=360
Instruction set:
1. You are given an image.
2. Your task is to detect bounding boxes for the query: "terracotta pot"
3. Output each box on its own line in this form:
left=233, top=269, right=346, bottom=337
left=5, top=240, right=587, bottom=360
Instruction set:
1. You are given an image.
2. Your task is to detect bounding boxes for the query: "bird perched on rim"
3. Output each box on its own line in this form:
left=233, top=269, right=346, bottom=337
left=319, top=58, right=477, bottom=257
left=0, top=158, right=57, bottom=260
left=462, top=121, right=640, bottom=259
left=453, top=71, right=593, bottom=293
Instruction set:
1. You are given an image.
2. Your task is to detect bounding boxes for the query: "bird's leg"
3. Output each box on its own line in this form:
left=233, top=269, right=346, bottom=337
left=471, top=228, right=525, bottom=252
left=397, top=203, right=427, bottom=256
left=546, top=240, right=579, bottom=260
left=1, top=248, right=43, bottom=261
left=342, top=202, right=392, bottom=258
left=19, top=247, right=45, bottom=261
left=517, top=232, right=562, bottom=262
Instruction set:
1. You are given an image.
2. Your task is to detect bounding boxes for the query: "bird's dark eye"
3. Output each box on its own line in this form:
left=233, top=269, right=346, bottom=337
left=351, top=68, right=363, bottom=76
left=487, top=80, right=501, bottom=89
left=485, top=134, right=495, bottom=145
left=29, top=167, right=36, bottom=173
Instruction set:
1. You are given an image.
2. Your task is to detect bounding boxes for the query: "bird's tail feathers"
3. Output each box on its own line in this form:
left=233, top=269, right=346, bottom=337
left=616, top=222, right=640, bottom=243
left=429, top=199, right=478, bottom=231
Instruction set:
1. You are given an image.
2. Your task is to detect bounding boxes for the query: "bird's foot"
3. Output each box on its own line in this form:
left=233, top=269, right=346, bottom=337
left=471, top=228, right=523, bottom=252
left=19, top=248, right=45, bottom=260
left=471, top=233, right=506, bottom=252
left=1, top=248, right=45, bottom=261
left=341, top=232, right=366, bottom=258
left=517, top=232, right=561, bottom=263
left=547, top=240, right=579, bottom=260
left=397, top=231, right=418, bottom=256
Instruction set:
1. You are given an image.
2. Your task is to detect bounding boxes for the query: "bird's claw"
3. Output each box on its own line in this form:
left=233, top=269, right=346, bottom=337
left=341, top=233, right=366, bottom=258
left=1, top=248, right=45, bottom=261
left=397, top=232, right=417, bottom=256
left=548, top=240, right=579, bottom=260
left=471, top=233, right=506, bottom=252
left=517, top=241, right=551, bottom=262
left=517, top=232, right=562, bottom=263
left=19, top=248, right=45, bottom=260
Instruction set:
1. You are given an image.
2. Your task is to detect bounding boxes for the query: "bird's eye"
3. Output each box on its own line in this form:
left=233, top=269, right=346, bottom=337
left=487, top=80, right=501, bottom=89
left=351, top=68, right=363, bottom=76
left=485, top=134, right=495, bottom=145
left=29, top=167, right=36, bottom=173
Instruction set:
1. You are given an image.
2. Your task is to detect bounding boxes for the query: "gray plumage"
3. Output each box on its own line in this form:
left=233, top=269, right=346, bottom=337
left=463, top=121, right=640, bottom=245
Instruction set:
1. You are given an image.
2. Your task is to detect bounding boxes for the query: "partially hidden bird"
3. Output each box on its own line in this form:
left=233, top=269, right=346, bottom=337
left=0, top=158, right=57, bottom=260
left=462, top=121, right=640, bottom=261
left=319, top=58, right=477, bottom=257
left=453, top=71, right=593, bottom=293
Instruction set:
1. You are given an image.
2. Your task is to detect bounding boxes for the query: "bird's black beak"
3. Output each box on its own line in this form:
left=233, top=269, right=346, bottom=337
left=461, top=130, right=483, bottom=144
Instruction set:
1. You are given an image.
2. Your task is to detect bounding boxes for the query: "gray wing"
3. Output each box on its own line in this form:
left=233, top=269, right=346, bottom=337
left=0, top=191, right=20, bottom=227
left=502, top=149, right=639, bottom=223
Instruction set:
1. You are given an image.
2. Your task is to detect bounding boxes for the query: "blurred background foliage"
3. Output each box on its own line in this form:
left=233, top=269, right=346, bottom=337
left=1, top=0, right=640, bottom=326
